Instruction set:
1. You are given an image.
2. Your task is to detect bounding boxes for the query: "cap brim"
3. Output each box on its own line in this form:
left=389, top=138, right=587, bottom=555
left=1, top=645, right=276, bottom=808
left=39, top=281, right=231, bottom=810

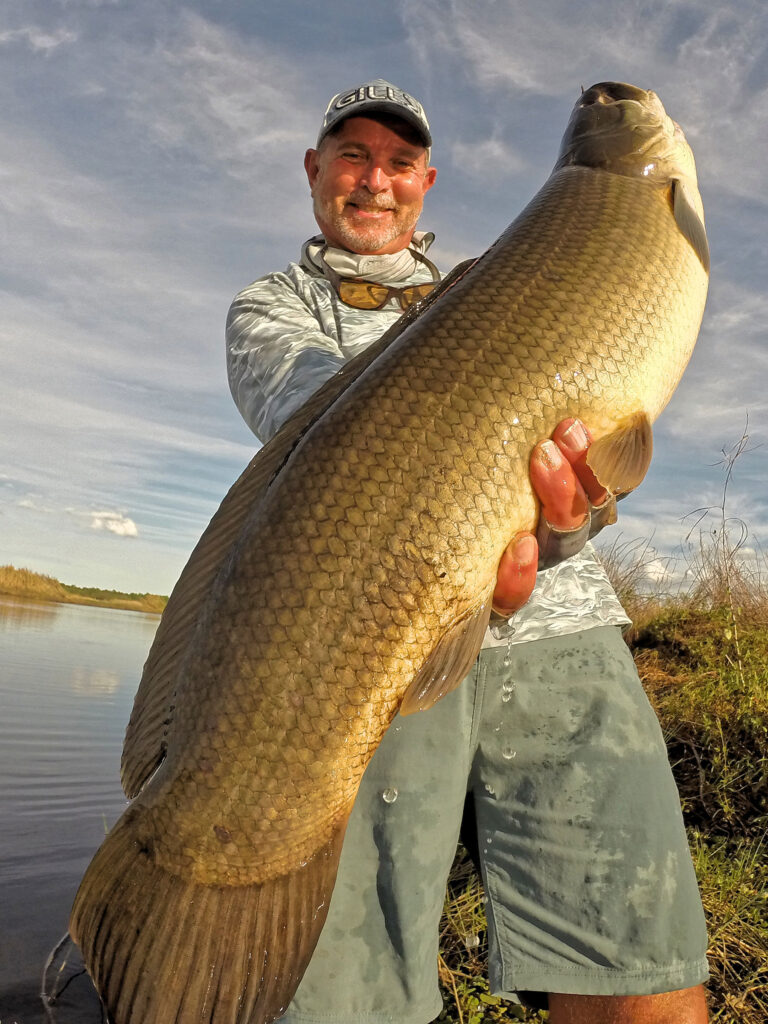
left=318, top=101, right=432, bottom=148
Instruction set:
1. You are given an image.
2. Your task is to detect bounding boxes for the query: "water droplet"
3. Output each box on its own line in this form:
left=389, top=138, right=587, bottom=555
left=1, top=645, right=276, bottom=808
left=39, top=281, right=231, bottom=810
left=381, top=788, right=398, bottom=804
left=463, top=933, right=480, bottom=948
left=501, top=690, right=513, bottom=703
left=502, top=638, right=513, bottom=667
left=502, top=746, right=517, bottom=760
left=485, top=835, right=493, bottom=845
left=484, top=783, right=495, bottom=796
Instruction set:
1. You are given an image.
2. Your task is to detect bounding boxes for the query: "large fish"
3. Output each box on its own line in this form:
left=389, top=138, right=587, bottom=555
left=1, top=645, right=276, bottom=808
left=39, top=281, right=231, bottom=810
left=70, top=82, right=709, bottom=1023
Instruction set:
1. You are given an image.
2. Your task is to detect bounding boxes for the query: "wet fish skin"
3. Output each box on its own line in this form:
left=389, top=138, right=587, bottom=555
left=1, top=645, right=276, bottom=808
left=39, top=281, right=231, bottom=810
left=70, top=82, right=709, bottom=1023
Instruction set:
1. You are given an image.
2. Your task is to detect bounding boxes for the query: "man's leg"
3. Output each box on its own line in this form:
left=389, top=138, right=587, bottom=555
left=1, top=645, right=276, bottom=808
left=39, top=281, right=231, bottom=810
left=471, top=628, right=709, bottom=1010
left=549, top=985, right=708, bottom=1023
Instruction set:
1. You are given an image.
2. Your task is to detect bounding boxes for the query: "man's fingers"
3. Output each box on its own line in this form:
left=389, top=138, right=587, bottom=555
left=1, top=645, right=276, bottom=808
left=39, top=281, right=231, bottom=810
left=529, top=439, right=589, bottom=530
left=551, top=418, right=609, bottom=506
left=492, top=532, right=538, bottom=617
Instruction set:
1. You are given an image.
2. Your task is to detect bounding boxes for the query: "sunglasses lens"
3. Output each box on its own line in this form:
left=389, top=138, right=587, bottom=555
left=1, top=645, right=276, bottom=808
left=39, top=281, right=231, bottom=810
left=338, top=281, right=390, bottom=309
left=399, top=283, right=437, bottom=309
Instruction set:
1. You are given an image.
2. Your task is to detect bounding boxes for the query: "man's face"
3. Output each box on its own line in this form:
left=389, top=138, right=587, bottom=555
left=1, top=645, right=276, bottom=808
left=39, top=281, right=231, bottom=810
left=304, top=117, right=437, bottom=255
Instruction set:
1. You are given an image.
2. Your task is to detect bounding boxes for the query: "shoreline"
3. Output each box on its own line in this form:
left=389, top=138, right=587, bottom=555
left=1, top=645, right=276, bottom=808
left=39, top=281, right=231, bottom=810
left=0, top=565, right=167, bottom=616
left=0, top=590, right=165, bottom=615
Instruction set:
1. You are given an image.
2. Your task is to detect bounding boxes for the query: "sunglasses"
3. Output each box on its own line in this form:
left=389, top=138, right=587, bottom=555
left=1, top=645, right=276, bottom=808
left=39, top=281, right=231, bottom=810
left=321, top=248, right=441, bottom=311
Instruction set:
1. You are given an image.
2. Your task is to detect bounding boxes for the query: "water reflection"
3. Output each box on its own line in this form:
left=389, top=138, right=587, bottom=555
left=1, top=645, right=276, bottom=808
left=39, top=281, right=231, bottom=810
left=0, top=598, right=158, bottom=1020
left=70, top=667, right=121, bottom=697
left=0, top=595, right=60, bottom=630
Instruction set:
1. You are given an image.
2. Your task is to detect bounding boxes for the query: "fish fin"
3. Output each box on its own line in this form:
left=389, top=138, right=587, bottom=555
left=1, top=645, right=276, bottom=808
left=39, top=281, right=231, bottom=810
left=400, top=593, right=493, bottom=715
left=671, top=178, right=710, bottom=274
left=121, top=287, right=454, bottom=798
left=585, top=412, right=653, bottom=495
left=70, top=808, right=347, bottom=1024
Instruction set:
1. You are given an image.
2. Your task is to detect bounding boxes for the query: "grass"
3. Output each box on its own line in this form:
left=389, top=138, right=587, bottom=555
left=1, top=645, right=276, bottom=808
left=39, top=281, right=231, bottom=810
left=0, top=564, right=167, bottom=614
left=437, top=461, right=768, bottom=1022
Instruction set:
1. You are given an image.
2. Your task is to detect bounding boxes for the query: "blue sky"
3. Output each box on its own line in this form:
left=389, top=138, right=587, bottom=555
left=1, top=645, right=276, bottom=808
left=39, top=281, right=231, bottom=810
left=2, top=0, right=766, bottom=595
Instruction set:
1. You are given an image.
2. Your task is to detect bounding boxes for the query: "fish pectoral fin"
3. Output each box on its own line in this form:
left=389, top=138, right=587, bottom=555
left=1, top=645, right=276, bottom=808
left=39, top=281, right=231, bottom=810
left=585, top=412, right=653, bottom=495
left=70, top=807, right=348, bottom=1024
left=671, top=177, right=710, bottom=273
left=399, top=592, right=493, bottom=715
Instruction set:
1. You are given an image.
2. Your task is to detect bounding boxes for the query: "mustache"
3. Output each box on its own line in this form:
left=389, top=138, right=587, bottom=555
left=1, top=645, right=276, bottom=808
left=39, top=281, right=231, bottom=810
left=346, top=191, right=396, bottom=210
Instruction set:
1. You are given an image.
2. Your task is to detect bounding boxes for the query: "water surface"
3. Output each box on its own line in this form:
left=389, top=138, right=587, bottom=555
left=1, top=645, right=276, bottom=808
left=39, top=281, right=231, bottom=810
left=0, top=597, right=159, bottom=1022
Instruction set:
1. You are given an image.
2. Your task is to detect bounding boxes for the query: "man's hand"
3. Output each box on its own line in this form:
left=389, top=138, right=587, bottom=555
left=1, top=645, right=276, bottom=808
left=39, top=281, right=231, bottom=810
left=492, top=418, right=617, bottom=617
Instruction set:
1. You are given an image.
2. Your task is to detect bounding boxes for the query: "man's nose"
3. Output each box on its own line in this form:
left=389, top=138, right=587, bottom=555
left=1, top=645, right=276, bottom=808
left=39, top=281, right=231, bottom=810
left=359, top=162, right=389, bottom=193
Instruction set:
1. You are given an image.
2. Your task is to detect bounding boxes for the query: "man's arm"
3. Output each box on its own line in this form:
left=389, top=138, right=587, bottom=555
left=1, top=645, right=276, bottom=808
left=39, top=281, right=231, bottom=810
left=226, top=275, right=349, bottom=442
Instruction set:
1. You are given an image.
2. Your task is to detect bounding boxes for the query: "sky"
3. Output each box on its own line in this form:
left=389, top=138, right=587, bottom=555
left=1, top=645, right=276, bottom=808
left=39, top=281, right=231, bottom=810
left=2, top=0, right=766, bottom=596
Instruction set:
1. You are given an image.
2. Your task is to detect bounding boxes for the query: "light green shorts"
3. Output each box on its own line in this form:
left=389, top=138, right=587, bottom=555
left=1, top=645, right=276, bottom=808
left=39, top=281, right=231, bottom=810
left=281, top=626, right=708, bottom=1024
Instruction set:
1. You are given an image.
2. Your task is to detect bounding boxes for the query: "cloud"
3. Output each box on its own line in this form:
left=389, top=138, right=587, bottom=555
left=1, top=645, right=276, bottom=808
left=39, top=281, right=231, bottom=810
left=400, top=0, right=768, bottom=195
left=108, top=9, right=317, bottom=230
left=642, top=557, right=676, bottom=584
left=450, top=137, right=527, bottom=178
left=88, top=510, right=139, bottom=537
left=17, top=497, right=55, bottom=513
left=0, top=25, right=77, bottom=51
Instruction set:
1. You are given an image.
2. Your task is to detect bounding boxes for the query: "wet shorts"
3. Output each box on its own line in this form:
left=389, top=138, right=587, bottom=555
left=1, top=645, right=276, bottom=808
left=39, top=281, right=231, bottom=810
left=280, top=625, right=708, bottom=1024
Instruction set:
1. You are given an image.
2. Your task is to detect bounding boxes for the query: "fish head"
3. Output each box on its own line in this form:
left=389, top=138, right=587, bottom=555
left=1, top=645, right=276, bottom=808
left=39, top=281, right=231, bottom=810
left=555, top=81, right=702, bottom=215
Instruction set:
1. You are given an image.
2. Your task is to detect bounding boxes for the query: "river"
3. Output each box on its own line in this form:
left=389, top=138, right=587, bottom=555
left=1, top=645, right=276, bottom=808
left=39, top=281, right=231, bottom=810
left=0, top=596, right=160, bottom=1022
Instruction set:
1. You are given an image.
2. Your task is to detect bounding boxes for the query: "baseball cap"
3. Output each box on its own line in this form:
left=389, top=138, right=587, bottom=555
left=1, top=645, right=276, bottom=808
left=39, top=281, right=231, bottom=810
left=317, top=79, right=432, bottom=149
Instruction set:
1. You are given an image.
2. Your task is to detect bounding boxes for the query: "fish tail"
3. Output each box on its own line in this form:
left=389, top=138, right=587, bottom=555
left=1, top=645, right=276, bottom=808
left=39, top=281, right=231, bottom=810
left=70, top=810, right=345, bottom=1024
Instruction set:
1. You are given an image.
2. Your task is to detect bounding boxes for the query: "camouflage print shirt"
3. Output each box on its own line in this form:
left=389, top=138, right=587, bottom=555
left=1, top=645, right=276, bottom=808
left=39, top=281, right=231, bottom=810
left=226, top=233, right=630, bottom=648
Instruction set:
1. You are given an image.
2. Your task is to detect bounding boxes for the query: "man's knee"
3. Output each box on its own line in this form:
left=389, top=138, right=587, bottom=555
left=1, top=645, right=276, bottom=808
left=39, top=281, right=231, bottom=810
left=548, top=984, right=708, bottom=1024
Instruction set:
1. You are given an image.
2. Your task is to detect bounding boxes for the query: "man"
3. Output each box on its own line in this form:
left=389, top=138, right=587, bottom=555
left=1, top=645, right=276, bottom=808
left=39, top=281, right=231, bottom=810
left=227, top=80, right=709, bottom=1024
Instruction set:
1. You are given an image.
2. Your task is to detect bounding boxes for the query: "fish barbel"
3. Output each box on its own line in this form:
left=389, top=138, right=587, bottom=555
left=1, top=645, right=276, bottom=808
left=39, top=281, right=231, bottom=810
left=70, top=82, right=709, bottom=1023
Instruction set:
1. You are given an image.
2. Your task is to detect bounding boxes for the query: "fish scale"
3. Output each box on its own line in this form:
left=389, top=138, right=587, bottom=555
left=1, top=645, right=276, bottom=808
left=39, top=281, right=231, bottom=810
left=70, top=83, right=709, bottom=1024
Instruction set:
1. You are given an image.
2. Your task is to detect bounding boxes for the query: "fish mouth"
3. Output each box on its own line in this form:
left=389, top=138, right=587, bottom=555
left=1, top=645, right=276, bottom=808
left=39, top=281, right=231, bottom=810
left=580, top=81, right=655, bottom=107
left=554, top=81, right=696, bottom=186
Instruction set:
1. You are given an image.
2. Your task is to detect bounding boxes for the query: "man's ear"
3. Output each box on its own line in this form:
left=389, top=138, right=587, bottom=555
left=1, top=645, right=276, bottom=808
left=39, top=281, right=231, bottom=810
left=304, top=148, right=320, bottom=190
left=423, top=166, right=437, bottom=194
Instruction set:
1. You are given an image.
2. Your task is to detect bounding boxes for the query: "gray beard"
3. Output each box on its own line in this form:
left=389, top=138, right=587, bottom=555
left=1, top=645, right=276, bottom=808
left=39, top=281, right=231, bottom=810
left=312, top=195, right=417, bottom=253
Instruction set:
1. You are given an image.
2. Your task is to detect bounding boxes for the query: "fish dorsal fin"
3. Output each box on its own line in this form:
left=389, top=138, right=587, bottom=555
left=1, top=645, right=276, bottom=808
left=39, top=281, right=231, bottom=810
left=400, top=592, right=493, bottom=715
left=121, top=424, right=308, bottom=797
left=672, top=178, right=710, bottom=273
left=121, top=271, right=468, bottom=797
left=585, top=412, right=653, bottom=496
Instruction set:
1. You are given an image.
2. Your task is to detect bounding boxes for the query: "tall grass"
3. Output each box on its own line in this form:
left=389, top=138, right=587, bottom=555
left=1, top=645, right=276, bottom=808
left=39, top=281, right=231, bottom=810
left=0, top=564, right=69, bottom=602
left=0, top=565, right=167, bottom=614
